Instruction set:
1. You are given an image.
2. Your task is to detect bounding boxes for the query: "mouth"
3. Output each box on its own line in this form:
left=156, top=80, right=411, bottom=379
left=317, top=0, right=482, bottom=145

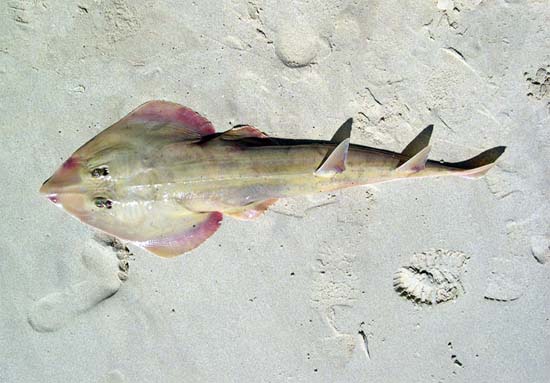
left=40, top=180, right=61, bottom=205
left=40, top=178, right=60, bottom=204
left=45, top=193, right=60, bottom=205
left=40, top=176, right=71, bottom=208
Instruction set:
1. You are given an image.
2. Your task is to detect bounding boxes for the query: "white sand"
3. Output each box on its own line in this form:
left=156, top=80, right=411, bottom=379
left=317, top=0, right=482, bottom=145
left=1, top=1, right=549, bottom=382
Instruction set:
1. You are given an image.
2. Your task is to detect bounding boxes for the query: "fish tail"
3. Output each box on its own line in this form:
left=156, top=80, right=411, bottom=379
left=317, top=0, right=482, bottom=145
left=447, top=146, right=506, bottom=179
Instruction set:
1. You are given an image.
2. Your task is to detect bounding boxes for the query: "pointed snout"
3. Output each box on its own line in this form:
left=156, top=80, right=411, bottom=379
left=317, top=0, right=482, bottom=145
left=40, top=156, right=91, bottom=218
left=40, top=156, right=82, bottom=198
left=39, top=176, right=55, bottom=196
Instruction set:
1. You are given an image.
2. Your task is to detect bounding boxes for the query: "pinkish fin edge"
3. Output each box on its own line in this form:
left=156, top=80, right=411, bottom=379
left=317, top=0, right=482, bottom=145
left=123, top=100, right=215, bottom=137
left=137, top=212, right=223, bottom=258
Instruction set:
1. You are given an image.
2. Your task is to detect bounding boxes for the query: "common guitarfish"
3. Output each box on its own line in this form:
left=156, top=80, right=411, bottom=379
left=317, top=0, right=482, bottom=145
left=40, top=101, right=505, bottom=257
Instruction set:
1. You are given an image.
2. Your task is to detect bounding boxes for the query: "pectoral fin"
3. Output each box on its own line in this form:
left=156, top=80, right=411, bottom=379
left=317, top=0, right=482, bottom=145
left=136, top=212, right=223, bottom=258
left=122, top=100, right=216, bottom=137
left=75, top=101, right=216, bottom=159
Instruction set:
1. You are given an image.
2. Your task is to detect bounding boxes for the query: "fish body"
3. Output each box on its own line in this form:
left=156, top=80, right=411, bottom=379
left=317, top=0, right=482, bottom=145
left=40, top=101, right=505, bottom=257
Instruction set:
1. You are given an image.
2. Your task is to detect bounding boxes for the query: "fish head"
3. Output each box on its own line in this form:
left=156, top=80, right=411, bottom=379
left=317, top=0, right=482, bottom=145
left=39, top=137, right=124, bottom=226
left=39, top=100, right=218, bottom=248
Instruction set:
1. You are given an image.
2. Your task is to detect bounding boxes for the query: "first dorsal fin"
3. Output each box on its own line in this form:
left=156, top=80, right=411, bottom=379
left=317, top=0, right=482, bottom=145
left=330, top=118, right=353, bottom=143
left=315, top=119, right=352, bottom=177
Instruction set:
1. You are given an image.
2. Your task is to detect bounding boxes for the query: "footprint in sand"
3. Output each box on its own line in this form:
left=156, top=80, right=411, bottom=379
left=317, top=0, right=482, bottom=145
left=27, top=235, right=131, bottom=333
left=394, top=249, right=469, bottom=305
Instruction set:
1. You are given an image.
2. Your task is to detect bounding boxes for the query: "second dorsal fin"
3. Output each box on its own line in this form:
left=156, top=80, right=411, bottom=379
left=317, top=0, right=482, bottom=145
left=396, top=125, right=434, bottom=173
left=397, top=145, right=432, bottom=173
left=400, top=125, right=433, bottom=160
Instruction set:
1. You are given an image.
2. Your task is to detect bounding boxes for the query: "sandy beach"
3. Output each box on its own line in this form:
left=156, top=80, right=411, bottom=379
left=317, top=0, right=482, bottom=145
left=1, top=1, right=549, bottom=382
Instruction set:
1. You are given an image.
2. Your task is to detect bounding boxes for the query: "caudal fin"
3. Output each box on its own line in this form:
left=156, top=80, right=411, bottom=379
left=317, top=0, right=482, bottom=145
left=448, top=146, right=506, bottom=179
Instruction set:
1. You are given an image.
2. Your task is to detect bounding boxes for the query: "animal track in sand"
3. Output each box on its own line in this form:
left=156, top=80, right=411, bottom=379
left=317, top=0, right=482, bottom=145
left=394, top=249, right=469, bottom=305
left=27, top=236, right=131, bottom=332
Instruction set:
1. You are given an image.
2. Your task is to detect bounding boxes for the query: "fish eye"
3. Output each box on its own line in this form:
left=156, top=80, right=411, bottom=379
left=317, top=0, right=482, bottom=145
left=94, top=197, right=113, bottom=209
left=91, top=167, right=109, bottom=178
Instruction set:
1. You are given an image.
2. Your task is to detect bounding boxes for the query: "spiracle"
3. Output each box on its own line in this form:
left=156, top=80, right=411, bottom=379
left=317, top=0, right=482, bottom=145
left=393, top=249, right=469, bottom=305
